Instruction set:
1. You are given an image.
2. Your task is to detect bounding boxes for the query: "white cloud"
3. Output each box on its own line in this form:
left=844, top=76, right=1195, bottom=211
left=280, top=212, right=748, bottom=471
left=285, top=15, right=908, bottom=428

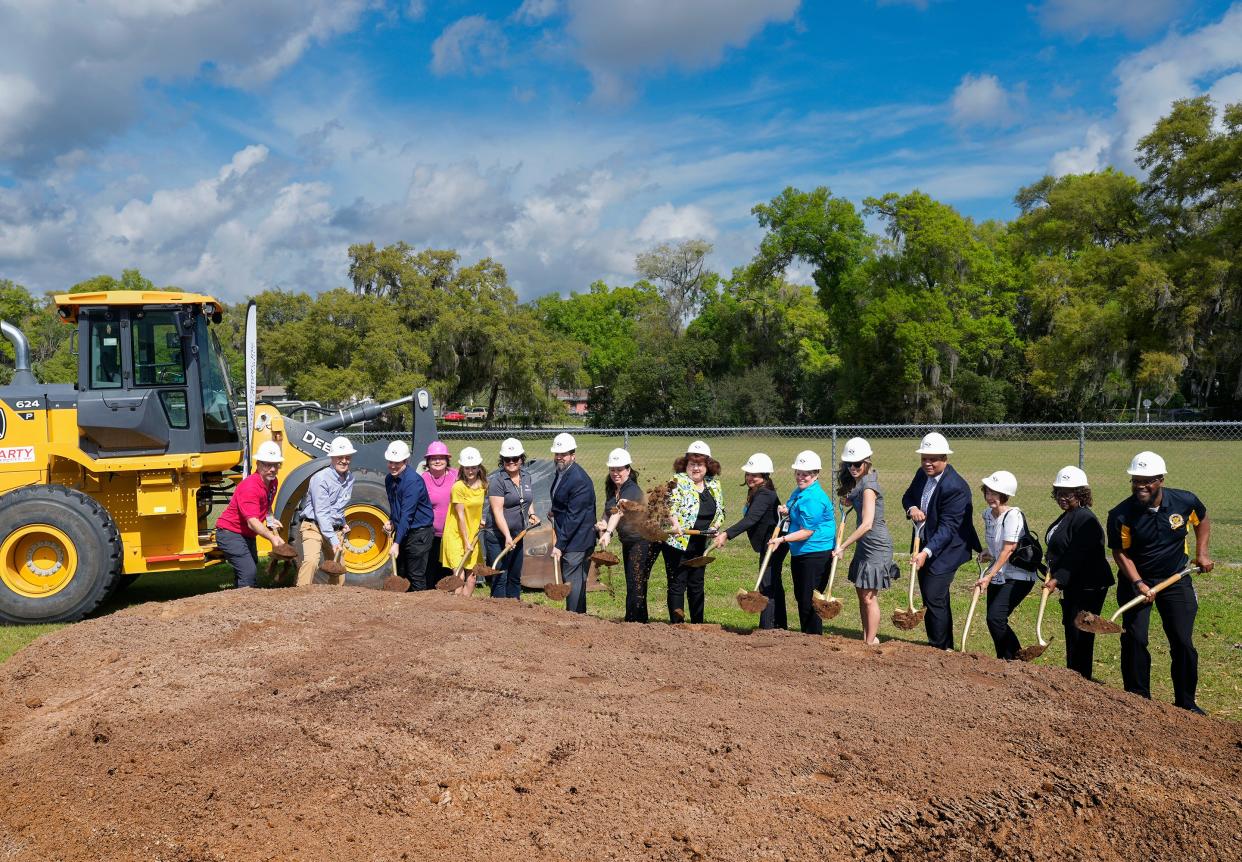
left=1033, top=0, right=1187, bottom=40
left=563, top=0, right=801, bottom=101
left=430, top=15, right=508, bottom=76
left=514, top=0, right=561, bottom=24
left=1050, top=5, right=1242, bottom=174
left=950, top=73, right=1023, bottom=128
left=633, top=203, right=717, bottom=243
left=1049, top=124, right=1111, bottom=176
left=0, top=0, right=380, bottom=165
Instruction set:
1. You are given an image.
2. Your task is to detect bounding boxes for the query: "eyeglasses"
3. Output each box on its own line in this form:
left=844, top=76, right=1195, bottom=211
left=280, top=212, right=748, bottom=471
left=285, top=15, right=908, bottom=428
left=502, top=456, right=522, bottom=463
left=1130, top=476, right=1164, bottom=487
left=845, top=461, right=866, bottom=469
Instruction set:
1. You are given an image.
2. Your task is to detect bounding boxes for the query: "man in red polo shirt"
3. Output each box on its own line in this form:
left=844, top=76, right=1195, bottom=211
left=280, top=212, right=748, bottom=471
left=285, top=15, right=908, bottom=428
left=216, top=441, right=287, bottom=588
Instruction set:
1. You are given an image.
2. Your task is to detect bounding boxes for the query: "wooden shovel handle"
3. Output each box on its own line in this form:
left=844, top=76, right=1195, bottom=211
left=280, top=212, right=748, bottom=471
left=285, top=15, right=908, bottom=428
left=490, top=526, right=532, bottom=568
left=753, top=518, right=787, bottom=591
left=1110, top=565, right=1198, bottom=622
left=453, top=530, right=484, bottom=578
left=1034, top=580, right=1054, bottom=646
left=824, top=507, right=847, bottom=601
left=960, top=584, right=982, bottom=651
left=907, top=525, right=923, bottom=611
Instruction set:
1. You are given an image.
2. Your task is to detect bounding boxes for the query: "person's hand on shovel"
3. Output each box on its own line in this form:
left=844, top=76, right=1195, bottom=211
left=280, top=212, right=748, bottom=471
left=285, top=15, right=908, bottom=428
left=912, top=548, right=930, bottom=570
left=551, top=546, right=562, bottom=561
left=1195, top=553, right=1214, bottom=575
left=712, top=533, right=728, bottom=551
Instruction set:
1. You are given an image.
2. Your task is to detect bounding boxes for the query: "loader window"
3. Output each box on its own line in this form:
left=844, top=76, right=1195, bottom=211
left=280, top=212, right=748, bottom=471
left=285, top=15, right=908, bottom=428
left=195, top=315, right=238, bottom=444
left=88, top=321, right=123, bottom=389
left=131, top=311, right=185, bottom=386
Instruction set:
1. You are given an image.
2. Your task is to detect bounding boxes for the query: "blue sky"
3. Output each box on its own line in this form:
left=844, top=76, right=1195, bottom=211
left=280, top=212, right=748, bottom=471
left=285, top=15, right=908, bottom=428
left=2, top=1, right=1241, bottom=302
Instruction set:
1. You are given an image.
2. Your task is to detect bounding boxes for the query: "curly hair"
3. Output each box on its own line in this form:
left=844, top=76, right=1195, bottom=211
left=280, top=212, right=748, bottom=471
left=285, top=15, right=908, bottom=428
left=673, top=455, right=721, bottom=477
left=1051, top=486, right=1093, bottom=508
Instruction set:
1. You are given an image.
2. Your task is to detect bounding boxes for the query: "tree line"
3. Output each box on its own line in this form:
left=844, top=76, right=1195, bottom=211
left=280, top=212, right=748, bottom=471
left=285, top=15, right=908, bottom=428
left=2, top=97, right=1240, bottom=426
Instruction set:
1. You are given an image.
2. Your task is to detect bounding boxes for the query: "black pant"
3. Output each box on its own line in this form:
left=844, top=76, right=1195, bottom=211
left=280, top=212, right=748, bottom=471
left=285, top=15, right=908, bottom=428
left=427, top=535, right=450, bottom=589
left=663, top=537, right=707, bottom=623
left=398, top=525, right=434, bottom=591
left=757, top=544, right=789, bottom=630
left=1061, top=587, right=1107, bottom=679
left=621, top=539, right=656, bottom=622
left=1118, top=575, right=1199, bottom=708
left=790, top=551, right=828, bottom=635
left=218, top=529, right=258, bottom=589
left=985, top=578, right=1035, bottom=660
left=918, top=567, right=956, bottom=650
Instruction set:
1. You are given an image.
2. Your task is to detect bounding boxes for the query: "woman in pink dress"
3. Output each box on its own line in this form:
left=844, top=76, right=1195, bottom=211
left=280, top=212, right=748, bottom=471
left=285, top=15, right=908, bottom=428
left=421, top=440, right=459, bottom=588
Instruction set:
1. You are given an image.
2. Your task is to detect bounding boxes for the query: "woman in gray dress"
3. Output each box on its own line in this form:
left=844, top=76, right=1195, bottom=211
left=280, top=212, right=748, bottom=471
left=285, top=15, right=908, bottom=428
left=832, top=437, right=901, bottom=644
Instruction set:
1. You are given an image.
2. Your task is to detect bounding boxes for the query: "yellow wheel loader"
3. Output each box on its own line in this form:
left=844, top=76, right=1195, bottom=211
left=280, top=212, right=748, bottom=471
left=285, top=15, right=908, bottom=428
left=0, top=291, right=436, bottom=624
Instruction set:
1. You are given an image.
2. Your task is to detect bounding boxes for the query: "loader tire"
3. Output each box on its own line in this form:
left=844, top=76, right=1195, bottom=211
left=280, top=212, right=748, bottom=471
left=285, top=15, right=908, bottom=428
left=0, top=485, right=123, bottom=624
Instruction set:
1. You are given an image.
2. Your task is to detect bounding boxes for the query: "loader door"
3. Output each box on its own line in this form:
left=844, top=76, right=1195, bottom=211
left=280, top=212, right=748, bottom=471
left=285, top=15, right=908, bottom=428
left=76, top=305, right=235, bottom=458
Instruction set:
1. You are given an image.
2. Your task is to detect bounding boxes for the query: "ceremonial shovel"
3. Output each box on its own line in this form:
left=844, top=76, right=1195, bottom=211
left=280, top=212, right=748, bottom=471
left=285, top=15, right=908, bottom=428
left=736, top=519, right=786, bottom=614
left=1075, top=565, right=1200, bottom=635
left=891, top=523, right=926, bottom=630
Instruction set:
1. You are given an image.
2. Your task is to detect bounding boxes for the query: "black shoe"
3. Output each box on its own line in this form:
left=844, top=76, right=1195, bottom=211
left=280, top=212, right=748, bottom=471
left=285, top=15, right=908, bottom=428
left=1183, top=704, right=1208, bottom=716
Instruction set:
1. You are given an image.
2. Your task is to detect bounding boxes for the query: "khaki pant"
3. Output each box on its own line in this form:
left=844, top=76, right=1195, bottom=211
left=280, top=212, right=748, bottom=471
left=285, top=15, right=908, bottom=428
left=298, top=521, right=345, bottom=586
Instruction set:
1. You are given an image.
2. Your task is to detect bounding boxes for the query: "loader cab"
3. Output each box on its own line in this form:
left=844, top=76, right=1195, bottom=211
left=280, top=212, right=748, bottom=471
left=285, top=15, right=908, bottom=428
left=61, top=292, right=241, bottom=459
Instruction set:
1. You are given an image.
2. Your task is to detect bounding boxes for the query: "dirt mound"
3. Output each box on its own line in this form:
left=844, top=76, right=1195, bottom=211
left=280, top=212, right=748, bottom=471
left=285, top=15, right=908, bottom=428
left=2, top=589, right=1240, bottom=861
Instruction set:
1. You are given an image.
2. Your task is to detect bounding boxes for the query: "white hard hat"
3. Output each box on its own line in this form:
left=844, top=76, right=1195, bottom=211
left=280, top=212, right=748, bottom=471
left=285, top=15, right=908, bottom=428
left=791, top=450, right=822, bottom=471
left=328, top=436, right=357, bottom=457
left=1126, top=450, right=1167, bottom=477
left=741, top=453, right=774, bottom=474
left=982, top=470, right=1018, bottom=497
left=686, top=440, right=712, bottom=458
left=606, top=447, right=632, bottom=468
left=499, top=437, right=524, bottom=458
left=383, top=440, right=411, bottom=462
left=916, top=432, right=953, bottom=455
left=840, top=437, right=873, bottom=462
left=254, top=441, right=284, bottom=464
left=1053, top=466, right=1089, bottom=488
left=458, top=446, right=483, bottom=467
left=551, top=432, right=578, bottom=453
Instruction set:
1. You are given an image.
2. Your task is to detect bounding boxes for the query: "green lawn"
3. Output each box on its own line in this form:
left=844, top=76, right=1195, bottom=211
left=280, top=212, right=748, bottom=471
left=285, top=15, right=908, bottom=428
left=4, top=550, right=1239, bottom=721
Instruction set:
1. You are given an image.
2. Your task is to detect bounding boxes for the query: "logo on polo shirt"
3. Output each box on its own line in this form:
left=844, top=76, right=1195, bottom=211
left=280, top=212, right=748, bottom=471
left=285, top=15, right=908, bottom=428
left=1169, top=513, right=1184, bottom=529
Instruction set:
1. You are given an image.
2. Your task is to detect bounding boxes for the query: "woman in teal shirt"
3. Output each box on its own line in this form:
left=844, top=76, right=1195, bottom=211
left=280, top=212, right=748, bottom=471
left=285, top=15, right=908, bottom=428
left=769, top=450, right=836, bottom=634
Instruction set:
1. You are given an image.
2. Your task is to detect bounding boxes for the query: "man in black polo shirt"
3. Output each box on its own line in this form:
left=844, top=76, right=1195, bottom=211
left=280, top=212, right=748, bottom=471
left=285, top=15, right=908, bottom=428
left=1106, top=450, right=1213, bottom=714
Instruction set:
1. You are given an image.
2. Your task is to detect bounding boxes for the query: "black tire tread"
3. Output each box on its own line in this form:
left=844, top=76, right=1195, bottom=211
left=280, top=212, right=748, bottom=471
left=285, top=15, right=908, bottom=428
left=0, top=483, right=124, bottom=624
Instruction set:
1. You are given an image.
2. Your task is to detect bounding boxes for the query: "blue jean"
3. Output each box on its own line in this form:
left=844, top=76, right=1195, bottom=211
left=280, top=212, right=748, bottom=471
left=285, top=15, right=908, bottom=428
left=490, top=532, right=524, bottom=599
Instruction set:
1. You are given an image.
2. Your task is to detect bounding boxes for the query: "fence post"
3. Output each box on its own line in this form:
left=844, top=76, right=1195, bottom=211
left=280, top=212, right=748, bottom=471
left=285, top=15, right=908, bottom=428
left=830, top=426, right=838, bottom=496
left=1078, top=423, right=1085, bottom=469
left=624, top=429, right=630, bottom=451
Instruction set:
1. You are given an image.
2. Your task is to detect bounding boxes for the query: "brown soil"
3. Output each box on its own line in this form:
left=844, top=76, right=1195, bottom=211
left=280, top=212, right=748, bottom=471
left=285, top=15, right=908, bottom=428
left=2, top=588, right=1241, bottom=861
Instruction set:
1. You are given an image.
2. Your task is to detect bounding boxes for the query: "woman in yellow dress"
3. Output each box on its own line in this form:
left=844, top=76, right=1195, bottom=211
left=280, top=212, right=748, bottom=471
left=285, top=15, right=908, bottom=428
left=441, top=446, right=487, bottom=595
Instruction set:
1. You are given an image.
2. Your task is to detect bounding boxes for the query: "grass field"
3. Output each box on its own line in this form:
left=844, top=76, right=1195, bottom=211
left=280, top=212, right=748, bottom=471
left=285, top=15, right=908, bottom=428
left=441, top=431, right=1242, bottom=562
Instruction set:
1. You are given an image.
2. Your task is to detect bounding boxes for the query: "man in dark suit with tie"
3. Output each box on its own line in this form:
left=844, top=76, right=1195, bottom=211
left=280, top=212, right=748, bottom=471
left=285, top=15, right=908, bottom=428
left=901, top=432, right=982, bottom=650
left=549, top=432, right=598, bottom=613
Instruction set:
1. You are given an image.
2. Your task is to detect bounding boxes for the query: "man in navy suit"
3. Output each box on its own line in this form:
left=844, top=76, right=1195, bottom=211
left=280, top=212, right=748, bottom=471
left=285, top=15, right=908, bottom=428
left=549, top=433, right=598, bottom=613
left=901, top=432, right=982, bottom=650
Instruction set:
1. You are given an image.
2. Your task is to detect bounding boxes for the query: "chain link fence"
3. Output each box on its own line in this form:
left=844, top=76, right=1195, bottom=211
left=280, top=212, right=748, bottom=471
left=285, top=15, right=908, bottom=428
left=350, top=422, right=1242, bottom=563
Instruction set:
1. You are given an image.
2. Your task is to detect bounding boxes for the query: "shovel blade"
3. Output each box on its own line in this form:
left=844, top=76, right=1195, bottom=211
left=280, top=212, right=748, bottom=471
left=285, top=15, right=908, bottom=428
left=812, top=594, right=842, bottom=621
left=544, top=583, right=573, bottom=601
left=682, top=555, right=715, bottom=568
left=736, top=589, right=769, bottom=614
left=270, top=542, right=298, bottom=559
left=1017, top=642, right=1051, bottom=662
left=321, top=560, right=346, bottom=575
left=382, top=575, right=409, bottom=592
left=1074, top=610, right=1122, bottom=635
left=891, top=607, right=924, bottom=631
left=471, top=564, right=500, bottom=578
left=590, top=551, right=620, bottom=566
left=435, top=575, right=466, bottom=592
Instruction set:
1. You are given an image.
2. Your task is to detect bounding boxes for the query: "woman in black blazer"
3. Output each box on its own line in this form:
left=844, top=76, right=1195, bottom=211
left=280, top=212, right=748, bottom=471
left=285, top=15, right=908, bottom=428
left=1045, top=466, right=1115, bottom=679
left=714, top=453, right=786, bottom=629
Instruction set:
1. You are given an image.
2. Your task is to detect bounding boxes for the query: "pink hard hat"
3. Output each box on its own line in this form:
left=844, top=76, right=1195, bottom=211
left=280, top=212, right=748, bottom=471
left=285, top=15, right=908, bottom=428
left=425, top=440, right=451, bottom=458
